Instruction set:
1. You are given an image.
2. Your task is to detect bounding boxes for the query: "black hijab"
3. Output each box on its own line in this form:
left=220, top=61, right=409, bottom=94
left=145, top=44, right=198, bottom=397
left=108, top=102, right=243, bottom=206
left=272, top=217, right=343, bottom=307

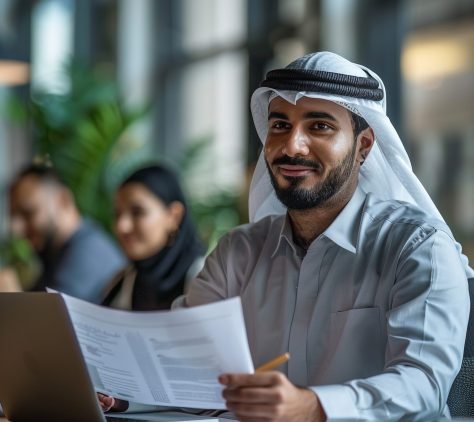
left=120, top=165, right=204, bottom=310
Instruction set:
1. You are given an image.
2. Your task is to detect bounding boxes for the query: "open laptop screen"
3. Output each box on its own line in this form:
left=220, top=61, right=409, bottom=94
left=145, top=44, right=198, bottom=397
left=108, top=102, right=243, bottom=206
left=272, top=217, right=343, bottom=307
left=0, top=293, right=106, bottom=422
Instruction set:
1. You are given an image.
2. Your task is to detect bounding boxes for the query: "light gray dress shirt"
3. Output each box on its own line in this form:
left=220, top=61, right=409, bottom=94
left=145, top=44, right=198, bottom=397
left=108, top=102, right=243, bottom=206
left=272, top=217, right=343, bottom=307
left=175, top=187, right=470, bottom=421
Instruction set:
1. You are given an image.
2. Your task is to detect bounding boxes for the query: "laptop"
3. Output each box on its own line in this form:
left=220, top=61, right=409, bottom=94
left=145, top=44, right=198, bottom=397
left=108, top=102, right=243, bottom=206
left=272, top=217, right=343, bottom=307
left=0, top=293, right=220, bottom=422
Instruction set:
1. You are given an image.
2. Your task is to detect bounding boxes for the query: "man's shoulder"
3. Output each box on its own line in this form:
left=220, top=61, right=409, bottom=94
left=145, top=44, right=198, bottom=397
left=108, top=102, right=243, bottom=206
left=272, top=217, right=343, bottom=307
left=363, top=194, right=453, bottom=240
left=227, top=214, right=285, bottom=239
left=215, top=214, right=285, bottom=253
left=206, top=215, right=285, bottom=275
left=63, top=219, right=125, bottom=261
left=72, top=219, right=116, bottom=245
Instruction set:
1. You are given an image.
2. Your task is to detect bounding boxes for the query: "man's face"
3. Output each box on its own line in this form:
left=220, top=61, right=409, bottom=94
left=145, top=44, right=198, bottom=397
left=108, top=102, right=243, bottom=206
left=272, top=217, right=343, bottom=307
left=9, top=176, right=59, bottom=252
left=264, top=96, right=359, bottom=210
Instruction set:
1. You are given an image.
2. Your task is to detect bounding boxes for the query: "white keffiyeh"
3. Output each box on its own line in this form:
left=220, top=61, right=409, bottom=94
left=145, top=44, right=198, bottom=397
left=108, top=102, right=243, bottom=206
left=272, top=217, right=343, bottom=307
left=248, top=51, right=473, bottom=278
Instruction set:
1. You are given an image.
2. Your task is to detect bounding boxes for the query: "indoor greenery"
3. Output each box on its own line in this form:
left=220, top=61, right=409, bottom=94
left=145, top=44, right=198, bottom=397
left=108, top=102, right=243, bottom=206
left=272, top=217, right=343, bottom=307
left=27, top=63, right=147, bottom=231
left=1, top=62, right=244, bottom=275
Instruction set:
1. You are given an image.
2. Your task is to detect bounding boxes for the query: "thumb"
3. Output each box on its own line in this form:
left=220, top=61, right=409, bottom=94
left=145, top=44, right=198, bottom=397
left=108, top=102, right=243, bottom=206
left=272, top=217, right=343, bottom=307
left=97, top=393, right=115, bottom=412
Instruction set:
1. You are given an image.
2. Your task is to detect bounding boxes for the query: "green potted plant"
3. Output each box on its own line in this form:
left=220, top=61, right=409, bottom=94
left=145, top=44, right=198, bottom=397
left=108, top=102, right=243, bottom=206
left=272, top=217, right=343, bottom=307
left=0, top=236, right=38, bottom=290
left=24, top=62, right=148, bottom=232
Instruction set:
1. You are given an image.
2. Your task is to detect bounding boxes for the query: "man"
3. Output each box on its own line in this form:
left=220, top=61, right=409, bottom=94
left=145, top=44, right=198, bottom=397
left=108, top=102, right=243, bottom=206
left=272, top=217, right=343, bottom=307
left=177, top=52, right=472, bottom=420
left=7, top=164, right=126, bottom=303
left=100, top=52, right=471, bottom=420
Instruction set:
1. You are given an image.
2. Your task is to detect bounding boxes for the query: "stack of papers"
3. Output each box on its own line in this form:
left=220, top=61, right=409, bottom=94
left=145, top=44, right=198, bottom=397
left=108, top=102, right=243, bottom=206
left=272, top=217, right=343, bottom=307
left=60, top=294, right=254, bottom=410
left=106, top=410, right=236, bottom=421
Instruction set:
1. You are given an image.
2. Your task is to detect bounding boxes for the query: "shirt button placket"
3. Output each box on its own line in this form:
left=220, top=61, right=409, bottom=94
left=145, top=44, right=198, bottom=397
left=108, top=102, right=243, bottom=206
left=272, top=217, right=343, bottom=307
left=287, top=242, right=325, bottom=386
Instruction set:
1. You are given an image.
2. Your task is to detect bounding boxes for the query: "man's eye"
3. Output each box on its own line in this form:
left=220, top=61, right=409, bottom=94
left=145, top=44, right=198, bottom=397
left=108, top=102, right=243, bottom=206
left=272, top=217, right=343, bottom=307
left=312, top=123, right=331, bottom=130
left=270, top=121, right=289, bottom=130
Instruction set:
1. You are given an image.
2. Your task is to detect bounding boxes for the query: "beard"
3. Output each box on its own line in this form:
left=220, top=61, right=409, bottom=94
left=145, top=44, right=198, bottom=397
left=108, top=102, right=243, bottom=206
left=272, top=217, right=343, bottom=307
left=266, top=142, right=357, bottom=210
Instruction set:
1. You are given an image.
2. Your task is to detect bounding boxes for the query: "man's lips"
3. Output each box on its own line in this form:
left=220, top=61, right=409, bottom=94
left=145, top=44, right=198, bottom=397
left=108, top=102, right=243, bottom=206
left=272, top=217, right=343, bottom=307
left=277, top=165, right=317, bottom=177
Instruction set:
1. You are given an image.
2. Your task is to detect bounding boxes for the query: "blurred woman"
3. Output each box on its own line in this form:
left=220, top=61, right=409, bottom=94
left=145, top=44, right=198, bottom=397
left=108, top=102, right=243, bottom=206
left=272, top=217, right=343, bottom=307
left=102, top=164, right=205, bottom=310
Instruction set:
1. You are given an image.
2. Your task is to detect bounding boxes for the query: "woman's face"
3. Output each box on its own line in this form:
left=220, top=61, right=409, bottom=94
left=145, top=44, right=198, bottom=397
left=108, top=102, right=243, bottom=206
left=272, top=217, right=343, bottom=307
left=114, top=183, right=183, bottom=260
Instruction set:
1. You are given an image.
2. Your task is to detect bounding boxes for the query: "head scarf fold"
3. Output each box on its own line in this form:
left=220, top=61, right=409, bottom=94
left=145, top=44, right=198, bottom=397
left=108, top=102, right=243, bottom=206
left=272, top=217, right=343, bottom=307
left=249, top=51, right=473, bottom=279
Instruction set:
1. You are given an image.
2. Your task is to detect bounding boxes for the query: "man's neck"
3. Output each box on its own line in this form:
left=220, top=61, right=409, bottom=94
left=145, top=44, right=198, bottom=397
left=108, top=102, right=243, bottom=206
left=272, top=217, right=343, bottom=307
left=288, top=182, right=357, bottom=251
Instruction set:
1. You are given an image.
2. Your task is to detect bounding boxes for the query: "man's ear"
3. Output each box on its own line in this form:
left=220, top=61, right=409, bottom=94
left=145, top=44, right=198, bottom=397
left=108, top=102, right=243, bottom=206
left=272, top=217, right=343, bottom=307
left=357, top=127, right=375, bottom=165
left=56, top=186, right=76, bottom=208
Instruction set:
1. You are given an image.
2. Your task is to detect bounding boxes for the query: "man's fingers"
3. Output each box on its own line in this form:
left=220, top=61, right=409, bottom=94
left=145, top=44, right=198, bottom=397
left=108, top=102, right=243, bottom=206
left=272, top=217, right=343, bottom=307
left=223, top=386, right=284, bottom=404
left=96, top=393, right=129, bottom=412
left=97, top=393, right=115, bottom=411
left=219, top=371, right=284, bottom=388
left=225, top=402, right=283, bottom=419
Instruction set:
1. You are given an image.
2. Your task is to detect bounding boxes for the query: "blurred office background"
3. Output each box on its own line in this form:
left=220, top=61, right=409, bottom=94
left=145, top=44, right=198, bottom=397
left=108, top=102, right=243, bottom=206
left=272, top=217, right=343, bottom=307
left=0, top=0, right=473, bottom=265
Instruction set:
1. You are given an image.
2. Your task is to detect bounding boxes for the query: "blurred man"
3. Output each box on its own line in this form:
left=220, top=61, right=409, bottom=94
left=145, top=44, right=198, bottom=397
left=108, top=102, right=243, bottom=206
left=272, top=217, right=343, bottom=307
left=8, top=164, right=126, bottom=303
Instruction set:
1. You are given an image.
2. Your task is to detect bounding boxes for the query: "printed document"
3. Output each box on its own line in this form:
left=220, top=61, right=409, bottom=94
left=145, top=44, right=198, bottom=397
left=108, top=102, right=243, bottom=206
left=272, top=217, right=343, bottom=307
left=59, top=293, right=254, bottom=409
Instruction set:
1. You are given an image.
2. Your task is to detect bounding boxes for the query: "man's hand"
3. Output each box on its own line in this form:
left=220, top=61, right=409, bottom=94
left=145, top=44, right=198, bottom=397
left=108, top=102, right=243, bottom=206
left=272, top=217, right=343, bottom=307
left=219, top=371, right=326, bottom=422
left=96, top=393, right=129, bottom=413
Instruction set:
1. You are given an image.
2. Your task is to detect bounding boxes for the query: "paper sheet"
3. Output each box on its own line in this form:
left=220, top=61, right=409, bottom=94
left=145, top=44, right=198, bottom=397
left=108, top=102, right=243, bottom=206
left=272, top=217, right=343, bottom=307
left=59, top=293, right=254, bottom=409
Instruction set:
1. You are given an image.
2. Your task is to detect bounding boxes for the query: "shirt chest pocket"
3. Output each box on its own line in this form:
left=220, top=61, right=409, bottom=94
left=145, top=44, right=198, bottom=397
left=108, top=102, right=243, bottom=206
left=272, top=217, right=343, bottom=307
left=319, top=307, right=385, bottom=384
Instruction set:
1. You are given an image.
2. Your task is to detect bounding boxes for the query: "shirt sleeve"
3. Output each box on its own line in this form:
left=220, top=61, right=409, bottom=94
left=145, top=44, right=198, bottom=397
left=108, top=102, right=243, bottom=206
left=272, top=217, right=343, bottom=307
left=312, top=229, right=470, bottom=421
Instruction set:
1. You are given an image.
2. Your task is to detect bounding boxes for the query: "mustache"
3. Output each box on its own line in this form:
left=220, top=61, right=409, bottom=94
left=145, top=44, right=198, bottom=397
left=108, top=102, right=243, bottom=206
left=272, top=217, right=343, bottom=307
left=272, top=155, right=322, bottom=170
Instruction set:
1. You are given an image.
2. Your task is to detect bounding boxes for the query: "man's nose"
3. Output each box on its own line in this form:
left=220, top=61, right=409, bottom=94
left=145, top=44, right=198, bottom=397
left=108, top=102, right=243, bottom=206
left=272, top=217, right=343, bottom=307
left=282, top=127, right=310, bottom=157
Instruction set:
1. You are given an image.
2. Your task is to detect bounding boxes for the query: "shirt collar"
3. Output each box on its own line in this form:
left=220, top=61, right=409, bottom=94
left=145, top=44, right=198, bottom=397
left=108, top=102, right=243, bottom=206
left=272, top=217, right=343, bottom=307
left=271, top=215, right=297, bottom=258
left=321, top=186, right=366, bottom=254
left=271, top=186, right=366, bottom=257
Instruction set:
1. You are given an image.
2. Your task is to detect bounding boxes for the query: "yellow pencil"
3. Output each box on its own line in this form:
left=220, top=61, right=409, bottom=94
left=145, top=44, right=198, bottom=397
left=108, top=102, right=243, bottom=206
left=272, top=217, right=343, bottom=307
left=256, top=352, right=290, bottom=372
